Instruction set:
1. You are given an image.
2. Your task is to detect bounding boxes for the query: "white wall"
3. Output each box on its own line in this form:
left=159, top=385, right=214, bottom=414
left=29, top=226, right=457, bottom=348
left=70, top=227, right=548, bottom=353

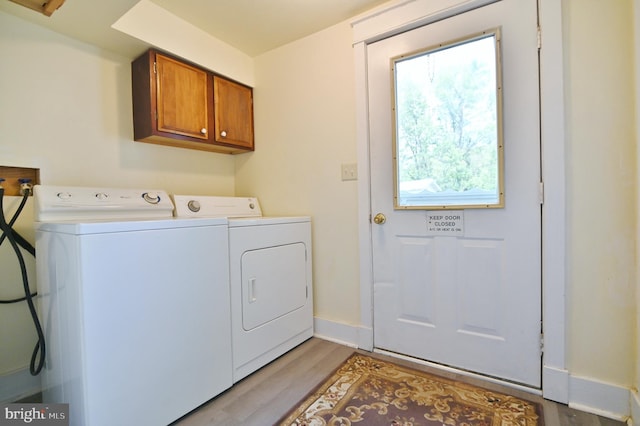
left=236, top=22, right=361, bottom=326
left=0, top=13, right=236, bottom=194
left=564, top=0, right=636, bottom=388
left=0, top=0, right=636, bottom=416
left=241, top=0, right=637, bottom=414
left=112, top=0, right=255, bottom=86
left=634, top=0, right=640, bottom=421
left=0, top=10, right=237, bottom=400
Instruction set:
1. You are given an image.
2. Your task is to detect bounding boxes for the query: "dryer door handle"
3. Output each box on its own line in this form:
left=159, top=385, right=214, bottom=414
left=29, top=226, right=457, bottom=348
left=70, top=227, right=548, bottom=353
left=248, top=278, right=257, bottom=303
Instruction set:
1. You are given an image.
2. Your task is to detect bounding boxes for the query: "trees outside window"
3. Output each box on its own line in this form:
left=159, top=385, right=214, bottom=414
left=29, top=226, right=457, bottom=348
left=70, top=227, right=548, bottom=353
left=394, top=32, right=502, bottom=208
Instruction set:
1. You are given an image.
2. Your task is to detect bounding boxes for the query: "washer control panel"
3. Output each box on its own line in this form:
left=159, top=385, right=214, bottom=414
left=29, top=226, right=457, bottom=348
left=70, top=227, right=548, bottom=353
left=34, top=185, right=174, bottom=221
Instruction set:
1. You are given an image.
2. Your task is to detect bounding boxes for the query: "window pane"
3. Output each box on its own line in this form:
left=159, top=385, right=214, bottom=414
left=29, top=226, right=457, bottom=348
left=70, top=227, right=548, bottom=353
left=393, top=31, right=503, bottom=209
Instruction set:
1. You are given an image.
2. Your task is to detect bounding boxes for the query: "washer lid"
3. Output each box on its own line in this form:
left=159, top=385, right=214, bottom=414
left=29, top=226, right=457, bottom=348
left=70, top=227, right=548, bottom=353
left=34, top=185, right=174, bottom=222
left=172, top=195, right=262, bottom=218
left=35, top=216, right=227, bottom=234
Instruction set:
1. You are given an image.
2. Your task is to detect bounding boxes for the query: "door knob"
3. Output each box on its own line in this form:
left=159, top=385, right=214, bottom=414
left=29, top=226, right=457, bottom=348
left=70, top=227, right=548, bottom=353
left=373, top=213, right=386, bottom=225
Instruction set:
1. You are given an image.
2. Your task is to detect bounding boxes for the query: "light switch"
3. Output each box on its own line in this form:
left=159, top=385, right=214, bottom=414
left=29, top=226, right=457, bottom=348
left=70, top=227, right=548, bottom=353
left=341, top=163, right=358, bottom=181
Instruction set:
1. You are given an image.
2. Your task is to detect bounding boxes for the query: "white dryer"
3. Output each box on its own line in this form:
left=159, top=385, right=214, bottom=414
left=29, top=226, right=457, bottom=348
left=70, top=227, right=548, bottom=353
left=172, top=195, right=313, bottom=382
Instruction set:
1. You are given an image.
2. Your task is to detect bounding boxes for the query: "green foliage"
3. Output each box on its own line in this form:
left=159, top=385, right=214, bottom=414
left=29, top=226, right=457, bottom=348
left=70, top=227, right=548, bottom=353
left=395, top=37, right=499, bottom=194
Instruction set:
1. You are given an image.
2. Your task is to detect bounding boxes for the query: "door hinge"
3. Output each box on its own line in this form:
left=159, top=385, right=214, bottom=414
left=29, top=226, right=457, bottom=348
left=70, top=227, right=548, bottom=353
left=537, top=26, right=542, bottom=50
left=540, top=333, right=544, bottom=354
left=538, top=181, right=544, bottom=204
left=153, top=61, right=157, bottom=74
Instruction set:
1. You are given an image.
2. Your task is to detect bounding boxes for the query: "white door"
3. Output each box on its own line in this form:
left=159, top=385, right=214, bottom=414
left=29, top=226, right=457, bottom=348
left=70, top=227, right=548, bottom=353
left=369, top=0, right=542, bottom=387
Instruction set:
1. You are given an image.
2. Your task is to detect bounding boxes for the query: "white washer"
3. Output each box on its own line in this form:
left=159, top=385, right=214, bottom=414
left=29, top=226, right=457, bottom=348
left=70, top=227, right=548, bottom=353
left=172, top=195, right=313, bottom=383
left=34, top=185, right=232, bottom=426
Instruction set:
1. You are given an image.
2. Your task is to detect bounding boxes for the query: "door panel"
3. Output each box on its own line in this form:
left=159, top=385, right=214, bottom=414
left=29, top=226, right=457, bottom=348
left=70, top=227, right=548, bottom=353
left=156, top=53, right=210, bottom=140
left=457, top=239, right=504, bottom=336
left=369, top=0, right=541, bottom=387
left=241, top=243, right=307, bottom=331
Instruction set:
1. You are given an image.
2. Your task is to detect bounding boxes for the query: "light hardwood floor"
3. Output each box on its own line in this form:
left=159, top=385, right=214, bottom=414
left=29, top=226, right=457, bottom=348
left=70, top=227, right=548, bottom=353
left=173, top=337, right=627, bottom=426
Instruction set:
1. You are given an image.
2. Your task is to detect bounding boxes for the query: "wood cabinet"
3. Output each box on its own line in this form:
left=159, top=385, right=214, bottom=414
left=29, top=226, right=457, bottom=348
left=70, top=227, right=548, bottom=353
left=9, top=0, right=65, bottom=16
left=131, top=49, right=254, bottom=154
left=213, top=76, right=254, bottom=150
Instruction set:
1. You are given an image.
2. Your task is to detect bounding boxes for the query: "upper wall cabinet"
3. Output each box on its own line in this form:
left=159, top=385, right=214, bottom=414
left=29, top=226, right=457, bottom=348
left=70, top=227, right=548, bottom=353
left=131, top=49, right=254, bottom=154
left=213, top=76, right=254, bottom=150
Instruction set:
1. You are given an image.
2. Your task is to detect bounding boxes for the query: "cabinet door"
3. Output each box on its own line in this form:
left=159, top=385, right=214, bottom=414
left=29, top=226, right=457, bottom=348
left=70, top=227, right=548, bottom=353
left=156, top=53, right=211, bottom=140
left=213, top=76, right=254, bottom=150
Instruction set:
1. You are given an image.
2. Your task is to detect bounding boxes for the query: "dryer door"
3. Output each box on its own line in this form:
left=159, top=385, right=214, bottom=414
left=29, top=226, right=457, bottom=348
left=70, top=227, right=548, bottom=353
left=241, top=243, right=307, bottom=330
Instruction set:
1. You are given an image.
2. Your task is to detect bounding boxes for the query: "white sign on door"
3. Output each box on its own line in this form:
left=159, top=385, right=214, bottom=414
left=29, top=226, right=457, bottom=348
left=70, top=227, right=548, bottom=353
left=425, top=211, right=464, bottom=236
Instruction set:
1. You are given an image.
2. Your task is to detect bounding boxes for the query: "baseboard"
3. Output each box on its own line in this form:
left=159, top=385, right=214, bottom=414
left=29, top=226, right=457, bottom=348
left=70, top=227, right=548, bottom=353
left=542, top=365, right=569, bottom=403
left=0, top=368, right=41, bottom=403
left=357, top=325, right=373, bottom=351
left=313, top=317, right=361, bottom=348
left=568, top=374, right=631, bottom=422
left=312, top=317, right=634, bottom=423
left=629, top=389, right=639, bottom=426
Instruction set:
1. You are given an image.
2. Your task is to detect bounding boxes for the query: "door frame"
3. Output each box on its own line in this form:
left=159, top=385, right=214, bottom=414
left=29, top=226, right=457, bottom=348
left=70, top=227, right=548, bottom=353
left=352, top=0, right=568, bottom=402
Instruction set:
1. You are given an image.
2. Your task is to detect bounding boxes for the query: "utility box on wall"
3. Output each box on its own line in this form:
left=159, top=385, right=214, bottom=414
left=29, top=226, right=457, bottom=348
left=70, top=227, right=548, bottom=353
left=0, top=166, right=40, bottom=196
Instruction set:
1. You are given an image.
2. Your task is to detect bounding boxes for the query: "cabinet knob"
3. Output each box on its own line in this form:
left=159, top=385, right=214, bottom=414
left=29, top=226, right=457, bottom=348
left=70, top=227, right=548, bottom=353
left=200, top=128, right=207, bottom=134
left=220, top=130, right=227, bottom=137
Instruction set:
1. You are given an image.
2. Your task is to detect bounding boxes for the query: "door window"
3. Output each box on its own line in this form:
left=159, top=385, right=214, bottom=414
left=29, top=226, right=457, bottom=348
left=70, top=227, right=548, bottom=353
left=393, top=30, right=503, bottom=209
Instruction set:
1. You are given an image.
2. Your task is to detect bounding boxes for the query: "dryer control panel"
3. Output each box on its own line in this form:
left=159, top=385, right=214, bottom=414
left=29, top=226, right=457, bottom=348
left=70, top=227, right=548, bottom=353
left=172, top=195, right=262, bottom=218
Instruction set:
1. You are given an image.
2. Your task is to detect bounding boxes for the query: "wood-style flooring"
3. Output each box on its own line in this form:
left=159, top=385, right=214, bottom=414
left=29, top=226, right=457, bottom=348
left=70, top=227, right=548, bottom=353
left=173, top=337, right=626, bottom=426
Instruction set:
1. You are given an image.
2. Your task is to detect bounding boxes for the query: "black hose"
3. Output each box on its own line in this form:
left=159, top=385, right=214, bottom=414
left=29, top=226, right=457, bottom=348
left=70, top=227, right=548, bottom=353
left=0, top=230, right=37, bottom=302
left=12, top=230, right=35, bottom=257
left=0, top=187, right=45, bottom=375
left=0, top=189, right=35, bottom=256
left=0, top=294, right=36, bottom=304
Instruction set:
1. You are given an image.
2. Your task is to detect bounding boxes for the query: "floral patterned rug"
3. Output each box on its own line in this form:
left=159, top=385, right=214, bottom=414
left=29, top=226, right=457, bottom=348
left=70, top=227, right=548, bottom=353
left=278, top=353, right=543, bottom=426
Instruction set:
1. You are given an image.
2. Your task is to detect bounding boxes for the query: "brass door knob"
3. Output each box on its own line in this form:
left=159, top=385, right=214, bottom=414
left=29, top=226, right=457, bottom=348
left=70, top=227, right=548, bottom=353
left=373, top=213, right=386, bottom=225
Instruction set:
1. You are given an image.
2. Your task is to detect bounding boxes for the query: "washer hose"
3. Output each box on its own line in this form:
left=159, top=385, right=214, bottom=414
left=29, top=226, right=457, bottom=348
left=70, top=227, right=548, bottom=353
left=0, top=187, right=45, bottom=375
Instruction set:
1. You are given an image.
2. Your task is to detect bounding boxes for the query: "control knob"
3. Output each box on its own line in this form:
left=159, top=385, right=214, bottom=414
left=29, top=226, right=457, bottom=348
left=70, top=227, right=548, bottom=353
left=142, top=192, right=161, bottom=204
left=187, top=200, right=201, bottom=212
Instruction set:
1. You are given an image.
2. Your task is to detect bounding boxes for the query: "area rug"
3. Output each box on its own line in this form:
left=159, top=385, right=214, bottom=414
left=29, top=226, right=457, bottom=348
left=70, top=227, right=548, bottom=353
left=278, top=353, right=543, bottom=426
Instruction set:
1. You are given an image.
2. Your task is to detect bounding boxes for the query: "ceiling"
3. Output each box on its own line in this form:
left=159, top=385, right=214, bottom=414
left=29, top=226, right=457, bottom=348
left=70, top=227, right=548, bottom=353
left=0, top=0, right=390, bottom=58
